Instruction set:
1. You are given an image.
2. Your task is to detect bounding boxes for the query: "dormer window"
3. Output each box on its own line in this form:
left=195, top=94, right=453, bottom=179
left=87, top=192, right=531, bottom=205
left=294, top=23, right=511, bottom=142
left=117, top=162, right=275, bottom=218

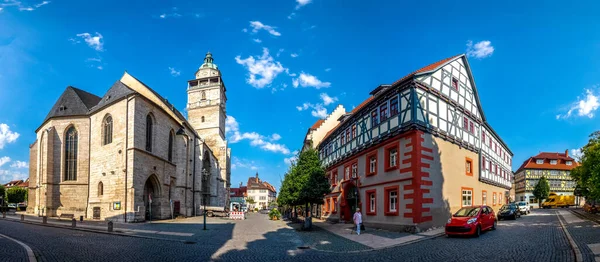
left=536, top=159, right=543, bottom=164
left=550, top=160, right=557, bottom=165
left=566, top=161, right=573, bottom=166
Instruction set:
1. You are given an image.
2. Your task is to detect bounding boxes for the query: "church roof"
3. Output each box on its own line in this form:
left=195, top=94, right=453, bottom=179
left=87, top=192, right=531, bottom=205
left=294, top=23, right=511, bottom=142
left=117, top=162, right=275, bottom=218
left=200, top=52, right=218, bottom=70
left=90, top=80, right=136, bottom=113
left=43, top=86, right=102, bottom=123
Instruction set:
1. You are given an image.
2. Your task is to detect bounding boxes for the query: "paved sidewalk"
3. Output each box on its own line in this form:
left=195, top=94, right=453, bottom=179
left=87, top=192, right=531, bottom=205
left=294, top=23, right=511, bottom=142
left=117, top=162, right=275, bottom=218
left=312, top=219, right=444, bottom=250
left=2, top=213, right=203, bottom=238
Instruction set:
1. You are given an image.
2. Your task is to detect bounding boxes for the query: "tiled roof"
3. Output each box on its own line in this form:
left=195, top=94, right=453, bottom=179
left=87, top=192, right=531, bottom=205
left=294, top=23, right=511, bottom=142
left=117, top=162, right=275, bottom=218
left=43, top=86, right=102, bottom=123
left=90, top=80, right=136, bottom=113
left=311, top=119, right=324, bottom=130
left=516, top=151, right=578, bottom=173
left=318, top=56, right=460, bottom=145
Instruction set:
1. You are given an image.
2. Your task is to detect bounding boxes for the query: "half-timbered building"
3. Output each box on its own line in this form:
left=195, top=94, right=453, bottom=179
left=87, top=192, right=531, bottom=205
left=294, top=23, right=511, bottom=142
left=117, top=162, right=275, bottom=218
left=317, top=54, right=513, bottom=231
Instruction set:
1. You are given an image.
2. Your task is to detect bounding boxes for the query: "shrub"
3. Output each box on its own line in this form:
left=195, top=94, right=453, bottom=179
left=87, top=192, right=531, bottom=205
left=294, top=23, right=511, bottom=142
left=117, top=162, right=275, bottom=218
left=268, top=208, right=281, bottom=220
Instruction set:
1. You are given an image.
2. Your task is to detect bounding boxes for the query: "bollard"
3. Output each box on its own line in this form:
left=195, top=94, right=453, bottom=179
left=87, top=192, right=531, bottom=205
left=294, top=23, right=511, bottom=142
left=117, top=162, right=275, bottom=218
left=21, top=214, right=24, bottom=222
left=2, top=212, right=5, bottom=218
left=107, top=221, right=113, bottom=232
left=80, top=216, right=83, bottom=222
left=42, top=216, right=47, bottom=224
left=71, top=218, right=76, bottom=227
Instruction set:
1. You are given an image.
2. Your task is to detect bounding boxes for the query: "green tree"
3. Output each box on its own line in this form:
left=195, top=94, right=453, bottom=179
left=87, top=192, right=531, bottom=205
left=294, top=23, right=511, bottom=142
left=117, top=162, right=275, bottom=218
left=246, top=197, right=256, bottom=210
left=533, top=176, right=550, bottom=208
left=295, top=148, right=331, bottom=229
left=0, top=184, right=5, bottom=206
left=571, top=131, right=600, bottom=201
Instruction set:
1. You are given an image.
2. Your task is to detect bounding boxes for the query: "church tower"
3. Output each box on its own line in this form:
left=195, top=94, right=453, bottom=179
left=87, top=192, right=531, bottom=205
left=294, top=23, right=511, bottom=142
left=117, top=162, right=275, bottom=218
left=187, top=52, right=231, bottom=205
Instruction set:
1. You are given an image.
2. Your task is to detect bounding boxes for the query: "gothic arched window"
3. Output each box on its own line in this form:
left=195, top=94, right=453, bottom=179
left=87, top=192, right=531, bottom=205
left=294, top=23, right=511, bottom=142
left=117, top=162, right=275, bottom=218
left=103, top=115, right=113, bottom=145
left=98, top=182, right=104, bottom=196
left=168, top=130, right=174, bottom=162
left=64, top=126, right=78, bottom=181
left=201, top=91, right=206, bottom=100
left=146, top=114, right=153, bottom=152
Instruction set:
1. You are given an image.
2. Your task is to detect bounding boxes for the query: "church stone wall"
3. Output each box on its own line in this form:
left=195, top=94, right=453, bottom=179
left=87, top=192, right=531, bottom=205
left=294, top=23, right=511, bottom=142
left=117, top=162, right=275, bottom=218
left=87, top=99, right=128, bottom=221
left=47, top=118, right=91, bottom=218
left=27, top=140, right=38, bottom=214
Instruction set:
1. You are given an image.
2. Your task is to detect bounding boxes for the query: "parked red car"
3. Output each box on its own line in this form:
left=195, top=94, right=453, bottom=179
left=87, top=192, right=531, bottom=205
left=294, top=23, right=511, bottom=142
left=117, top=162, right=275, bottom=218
left=445, top=205, right=496, bottom=237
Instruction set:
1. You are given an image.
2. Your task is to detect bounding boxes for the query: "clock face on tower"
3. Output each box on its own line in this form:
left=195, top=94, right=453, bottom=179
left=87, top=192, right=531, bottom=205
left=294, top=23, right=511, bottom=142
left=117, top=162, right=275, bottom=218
left=202, top=72, right=208, bottom=76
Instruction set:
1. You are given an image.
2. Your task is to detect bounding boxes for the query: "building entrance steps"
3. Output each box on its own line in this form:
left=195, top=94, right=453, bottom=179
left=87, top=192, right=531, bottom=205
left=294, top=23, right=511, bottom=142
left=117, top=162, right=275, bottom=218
left=311, top=219, right=444, bottom=249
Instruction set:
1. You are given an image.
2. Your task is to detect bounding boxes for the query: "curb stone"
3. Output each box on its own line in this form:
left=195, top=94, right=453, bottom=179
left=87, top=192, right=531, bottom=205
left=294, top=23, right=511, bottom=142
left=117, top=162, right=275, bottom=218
left=0, top=217, right=187, bottom=243
left=556, top=210, right=583, bottom=262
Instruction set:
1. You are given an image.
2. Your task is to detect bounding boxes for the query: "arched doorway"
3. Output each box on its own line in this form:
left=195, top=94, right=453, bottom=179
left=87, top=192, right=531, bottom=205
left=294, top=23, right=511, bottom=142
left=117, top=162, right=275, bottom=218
left=143, top=175, right=161, bottom=220
left=343, top=182, right=359, bottom=222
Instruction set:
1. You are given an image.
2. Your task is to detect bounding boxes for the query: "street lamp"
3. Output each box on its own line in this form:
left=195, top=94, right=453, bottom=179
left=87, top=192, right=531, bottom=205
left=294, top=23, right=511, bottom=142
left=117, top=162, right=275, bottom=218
left=202, top=167, right=210, bottom=230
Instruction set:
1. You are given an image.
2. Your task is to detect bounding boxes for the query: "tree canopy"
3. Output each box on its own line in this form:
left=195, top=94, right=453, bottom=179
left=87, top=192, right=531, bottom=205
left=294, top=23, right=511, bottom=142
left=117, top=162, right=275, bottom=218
left=278, top=148, right=330, bottom=208
left=6, top=186, right=27, bottom=204
left=533, top=176, right=550, bottom=206
left=571, top=131, right=600, bottom=201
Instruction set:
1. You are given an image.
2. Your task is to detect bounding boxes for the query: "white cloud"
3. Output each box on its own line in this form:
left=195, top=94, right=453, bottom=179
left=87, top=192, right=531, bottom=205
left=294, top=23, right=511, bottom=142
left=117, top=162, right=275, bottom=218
left=0, top=156, right=10, bottom=167
left=288, top=12, right=296, bottom=19
left=86, top=57, right=101, bottom=63
left=311, top=104, right=328, bottom=118
left=158, top=11, right=181, bottom=19
left=270, top=133, right=281, bottom=141
left=466, top=40, right=494, bottom=59
left=231, top=157, right=258, bottom=171
left=35, top=1, right=50, bottom=8
left=242, top=28, right=248, bottom=33
left=325, top=68, right=331, bottom=72
left=276, top=48, right=284, bottom=57
left=235, top=48, right=287, bottom=88
left=557, top=89, right=600, bottom=119
left=253, top=38, right=262, bottom=43
left=249, top=21, right=281, bottom=36
left=571, top=148, right=583, bottom=161
left=296, top=102, right=312, bottom=111
left=295, top=0, right=312, bottom=9
left=290, top=53, right=298, bottom=58
left=97, top=66, right=103, bottom=70
left=10, top=161, right=27, bottom=169
left=0, top=123, right=19, bottom=149
left=76, top=32, right=104, bottom=51
left=284, top=151, right=299, bottom=165
left=320, top=93, right=337, bottom=105
left=168, top=67, right=181, bottom=77
left=19, top=7, right=33, bottom=11
left=226, top=116, right=290, bottom=154
left=292, top=72, right=331, bottom=89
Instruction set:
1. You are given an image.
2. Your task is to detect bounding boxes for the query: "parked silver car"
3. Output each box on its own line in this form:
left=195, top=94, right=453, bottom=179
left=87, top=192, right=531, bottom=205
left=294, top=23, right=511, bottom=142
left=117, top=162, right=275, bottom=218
left=517, top=201, right=530, bottom=214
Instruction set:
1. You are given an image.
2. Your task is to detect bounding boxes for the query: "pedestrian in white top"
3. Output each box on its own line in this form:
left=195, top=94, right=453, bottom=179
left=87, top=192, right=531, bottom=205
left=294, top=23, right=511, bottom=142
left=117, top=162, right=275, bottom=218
left=353, top=208, right=362, bottom=235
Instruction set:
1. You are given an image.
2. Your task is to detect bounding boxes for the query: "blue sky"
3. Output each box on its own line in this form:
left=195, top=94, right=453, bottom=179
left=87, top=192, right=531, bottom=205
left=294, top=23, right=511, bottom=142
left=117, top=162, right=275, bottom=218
left=1, top=0, right=600, bottom=192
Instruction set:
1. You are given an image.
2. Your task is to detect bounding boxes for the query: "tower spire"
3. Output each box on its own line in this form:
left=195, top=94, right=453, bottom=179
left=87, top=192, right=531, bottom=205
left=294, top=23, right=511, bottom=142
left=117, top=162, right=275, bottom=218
left=200, top=51, right=218, bottom=69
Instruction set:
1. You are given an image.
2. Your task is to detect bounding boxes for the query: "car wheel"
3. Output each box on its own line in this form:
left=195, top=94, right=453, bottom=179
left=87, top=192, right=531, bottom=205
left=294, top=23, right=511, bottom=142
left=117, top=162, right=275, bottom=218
left=513, top=214, right=517, bottom=220
left=527, top=210, right=530, bottom=214
left=474, top=225, right=481, bottom=238
left=492, top=220, right=497, bottom=230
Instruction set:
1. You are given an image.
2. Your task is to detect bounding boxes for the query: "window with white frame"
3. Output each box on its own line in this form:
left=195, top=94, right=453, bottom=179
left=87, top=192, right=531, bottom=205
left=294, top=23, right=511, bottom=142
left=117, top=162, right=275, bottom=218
left=389, top=191, right=397, bottom=212
left=345, top=167, right=350, bottom=180
left=536, top=159, right=543, bottom=164
left=390, top=149, right=397, bottom=167
left=370, top=156, right=376, bottom=173
left=566, top=161, right=572, bottom=166
left=462, top=189, right=472, bottom=206
left=352, top=163, right=358, bottom=178
left=369, top=193, right=375, bottom=213
left=550, top=159, right=557, bottom=165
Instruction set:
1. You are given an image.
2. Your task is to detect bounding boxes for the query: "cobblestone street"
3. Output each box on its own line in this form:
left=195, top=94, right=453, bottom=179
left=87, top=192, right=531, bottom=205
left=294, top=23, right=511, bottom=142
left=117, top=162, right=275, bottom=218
left=1, top=209, right=599, bottom=261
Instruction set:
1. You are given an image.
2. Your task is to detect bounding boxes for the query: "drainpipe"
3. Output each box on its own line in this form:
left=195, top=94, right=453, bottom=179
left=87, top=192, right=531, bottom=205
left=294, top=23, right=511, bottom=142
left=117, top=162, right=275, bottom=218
left=124, top=95, right=132, bottom=222
left=86, top=117, right=92, bottom=219
left=192, top=136, right=197, bottom=217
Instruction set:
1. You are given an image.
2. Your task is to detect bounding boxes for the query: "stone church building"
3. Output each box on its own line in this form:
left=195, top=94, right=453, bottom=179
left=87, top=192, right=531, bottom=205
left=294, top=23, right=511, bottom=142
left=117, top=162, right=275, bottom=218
left=26, top=53, right=231, bottom=222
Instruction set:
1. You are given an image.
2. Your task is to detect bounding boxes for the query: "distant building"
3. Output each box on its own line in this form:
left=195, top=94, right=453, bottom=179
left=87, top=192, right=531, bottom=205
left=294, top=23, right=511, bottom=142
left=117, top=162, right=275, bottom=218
left=314, top=54, right=513, bottom=231
left=230, top=182, right=247, bottom=205
left=514, top=150, right=578, bottom=208
left=246, top=173, right=276, bottom=210
left=3, top=178, right=29, bottom=189
left=302, top=105, right=346, bottom=151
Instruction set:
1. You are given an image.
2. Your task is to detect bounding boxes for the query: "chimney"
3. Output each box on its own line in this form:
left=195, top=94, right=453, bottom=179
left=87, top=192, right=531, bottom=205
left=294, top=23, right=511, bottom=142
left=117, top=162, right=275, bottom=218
left=565, top=149, right=569, bottom=158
